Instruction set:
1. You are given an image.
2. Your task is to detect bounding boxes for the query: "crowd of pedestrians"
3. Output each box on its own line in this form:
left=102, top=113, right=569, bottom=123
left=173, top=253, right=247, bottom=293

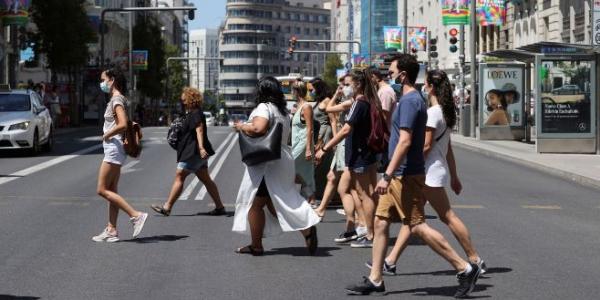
left=92, top=53, right=486, bottom=298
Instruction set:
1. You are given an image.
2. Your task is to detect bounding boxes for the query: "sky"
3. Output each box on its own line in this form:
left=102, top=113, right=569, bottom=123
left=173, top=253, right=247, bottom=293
left=188, top=0, right=228, bottom=30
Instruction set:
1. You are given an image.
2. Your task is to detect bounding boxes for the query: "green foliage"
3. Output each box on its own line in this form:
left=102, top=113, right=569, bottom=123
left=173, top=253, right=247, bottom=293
left=133, top=15, right=166, bottom=99
left=165, top=44, right=185, bottom=106
left=30, top=0, right=95, bottom=75
left=323, top=54, right=343, bottom=89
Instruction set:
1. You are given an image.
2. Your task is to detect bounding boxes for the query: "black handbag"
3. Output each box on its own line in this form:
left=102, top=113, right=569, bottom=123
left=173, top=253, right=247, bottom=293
left=238, top=104, right=283, bottom=166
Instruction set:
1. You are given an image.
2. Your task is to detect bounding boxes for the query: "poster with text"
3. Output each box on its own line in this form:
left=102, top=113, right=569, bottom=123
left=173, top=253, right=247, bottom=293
left=480, top=64, right=524, bottom=127
left=539, top=60, right=592, bottom=134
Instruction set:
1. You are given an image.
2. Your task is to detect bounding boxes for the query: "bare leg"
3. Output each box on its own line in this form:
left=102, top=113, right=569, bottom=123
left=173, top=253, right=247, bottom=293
left=196, top=167, right=225, bottom=209
left=352, top=166, right=378, bottom=240
left=425, top=186, right=480, bottom=262
left=411, top=223, right=468, bottom=272
left=385, top=224, right=411, bottom=265
left=97, top=162, right=140, bottom=218
left=315, top=170, right=340, bottom=217
left=338, top=169, right=357, bottom=231
left=369, top=216, right=391, bottom=283
left=248, top=196, right=269, bottom=250
left=107, top=169, right=120, bottom=229
left=163, top=168, right=190, bottom=211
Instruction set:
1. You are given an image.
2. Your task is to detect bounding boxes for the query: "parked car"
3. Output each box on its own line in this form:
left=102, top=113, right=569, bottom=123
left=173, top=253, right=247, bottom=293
left=551, top=85, right=582, bottom=95
left=204, top=111, right=215, bottom=126
left=0, top=89, right=54, bottom=155
left=228, top=114, right=248, bottom=127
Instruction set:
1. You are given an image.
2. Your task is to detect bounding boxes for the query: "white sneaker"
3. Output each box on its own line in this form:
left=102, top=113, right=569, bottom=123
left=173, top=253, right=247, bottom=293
left=336, top=209, right=346, bottom=216
left=131, top=212, right=148, bottom=238
left=92, top=228, right=119, bottom=243
left=355, top=226, right=368, bottom=238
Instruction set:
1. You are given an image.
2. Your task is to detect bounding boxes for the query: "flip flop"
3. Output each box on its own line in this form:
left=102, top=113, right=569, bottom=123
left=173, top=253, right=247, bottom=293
left=235, top=245, right=264, bottom=256
left=151, top=204, right=171, bottom=217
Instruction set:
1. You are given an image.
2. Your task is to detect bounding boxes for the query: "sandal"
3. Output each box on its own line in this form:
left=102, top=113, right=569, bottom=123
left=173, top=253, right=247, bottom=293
left=235, top=245, right=264, bottom=256
left=304, top=226, right=318, bottom=256
left=151, top=204, right=171, bottom=217
left=207, top=207, right=227, bottom=216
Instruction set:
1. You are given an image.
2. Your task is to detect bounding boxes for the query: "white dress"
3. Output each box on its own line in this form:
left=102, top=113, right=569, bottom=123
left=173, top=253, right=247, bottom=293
left=425, top=105, right=450, bottom=188
left=232, top=103, right=321, bottom=237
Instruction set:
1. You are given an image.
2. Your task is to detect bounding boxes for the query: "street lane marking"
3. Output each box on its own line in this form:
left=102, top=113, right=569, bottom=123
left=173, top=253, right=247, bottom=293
left=181, top=132, right=235, bottom=200
left=451, top=204, right=485, bottom=209
left=196, top=134, right=239, bottom=200
left=0, top=144, right=103, bottom=186
left=122, top=160, right=141, bottom=174
left=522, top=205, right=562, bottom=210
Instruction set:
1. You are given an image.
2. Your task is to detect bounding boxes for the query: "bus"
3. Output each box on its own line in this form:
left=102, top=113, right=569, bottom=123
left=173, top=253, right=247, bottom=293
left=275, top=74, right=315, bottom=112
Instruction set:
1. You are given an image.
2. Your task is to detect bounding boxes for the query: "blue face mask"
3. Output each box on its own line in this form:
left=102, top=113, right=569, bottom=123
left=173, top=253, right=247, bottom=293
left=309, top=91, right=316, bottom=98
left=100, top=81, right=111, bottom=94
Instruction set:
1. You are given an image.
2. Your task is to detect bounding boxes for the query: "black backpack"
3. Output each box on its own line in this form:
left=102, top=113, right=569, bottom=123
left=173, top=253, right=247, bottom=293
left=167, top=115, right=186, bottom=150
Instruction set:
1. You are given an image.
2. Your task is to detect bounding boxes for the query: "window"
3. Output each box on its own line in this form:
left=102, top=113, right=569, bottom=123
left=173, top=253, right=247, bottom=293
left=295, top=27, right=301, bottom=34
left=314, top=28, right=320, bottom=35
left=305, top=28, right=310, bottom=35
left=309, top=14, right=315, bottom=22
left=286, top=26, right=291, bottom=33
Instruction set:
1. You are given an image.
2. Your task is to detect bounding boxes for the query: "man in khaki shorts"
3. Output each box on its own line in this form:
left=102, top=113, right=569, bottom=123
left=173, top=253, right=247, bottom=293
left=345, top=54, right=480, bottom=298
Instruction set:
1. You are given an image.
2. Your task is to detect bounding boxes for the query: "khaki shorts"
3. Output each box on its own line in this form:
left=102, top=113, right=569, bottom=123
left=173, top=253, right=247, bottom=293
left=375, top=175, right=426, bottom=226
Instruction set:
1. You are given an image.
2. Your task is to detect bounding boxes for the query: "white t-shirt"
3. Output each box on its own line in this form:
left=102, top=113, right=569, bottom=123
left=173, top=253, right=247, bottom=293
left=425, top=105, right=450, bottom=187
left=103, top=95, right=127, bottom=140
left=248, top=103, right=291, bottom=144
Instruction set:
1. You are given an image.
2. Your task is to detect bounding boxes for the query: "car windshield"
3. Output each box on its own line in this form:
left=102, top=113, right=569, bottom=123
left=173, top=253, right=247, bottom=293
left=204, top=112, right=213, bottom=117
left=0, top=94, right=31, bottom=112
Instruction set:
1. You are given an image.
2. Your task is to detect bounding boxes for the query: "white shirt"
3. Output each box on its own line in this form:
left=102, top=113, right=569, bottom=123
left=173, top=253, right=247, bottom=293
left=425, top=105, right=450, bottom=188
left=248, top=103, right=291, bottom=145
left=103, top=95, right=126, bottom=140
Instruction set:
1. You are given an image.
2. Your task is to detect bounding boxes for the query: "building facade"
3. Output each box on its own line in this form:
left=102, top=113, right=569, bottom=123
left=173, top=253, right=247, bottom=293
left=189, top=29, right=219, bottom=93
left=330, top=0, right=361, bottom=62
left=220, top=0, right=331, bottom=112
left=362, top=0, right=397, bottom=55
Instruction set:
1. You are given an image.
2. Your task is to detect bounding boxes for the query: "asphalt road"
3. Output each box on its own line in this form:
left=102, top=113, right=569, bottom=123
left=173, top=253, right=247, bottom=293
left=1, top=126, right=599, bottom=300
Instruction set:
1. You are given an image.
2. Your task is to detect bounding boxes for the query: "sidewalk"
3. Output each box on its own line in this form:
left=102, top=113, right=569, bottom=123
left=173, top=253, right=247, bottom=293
left=451, top=134, right=600, bottom=190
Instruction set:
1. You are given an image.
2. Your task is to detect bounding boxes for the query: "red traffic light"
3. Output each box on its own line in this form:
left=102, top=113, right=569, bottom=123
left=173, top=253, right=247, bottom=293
left=449, top=28, right=458, bottom=37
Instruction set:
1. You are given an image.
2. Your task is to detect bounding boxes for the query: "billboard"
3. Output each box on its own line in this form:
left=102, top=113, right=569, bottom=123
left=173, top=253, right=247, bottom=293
left=132, top=50, right=149, bottom=71
left=441, top=0, right=470, bottom=25
left=479, top=64, right=525, bottom=128
left=0, top=0, right=30, bottom=26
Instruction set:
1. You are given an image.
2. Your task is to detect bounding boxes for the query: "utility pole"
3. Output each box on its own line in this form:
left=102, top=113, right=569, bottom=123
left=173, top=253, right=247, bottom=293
left=368, top=0, right=372, bottom=63
left=469, top=0, right=477, bottom=137
left=403, top=0, right=408, bottom=54
left=196, top=47, right=200, bottom=89
left=459, top=24, right=466, bottom=135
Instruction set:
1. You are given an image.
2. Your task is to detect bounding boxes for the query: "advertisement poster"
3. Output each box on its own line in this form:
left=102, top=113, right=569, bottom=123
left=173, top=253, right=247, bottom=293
left=539, top=60, right=592, bottom=134
left=480, top=64, right=524, bottom=127
left=477, top=0, right=506, bottom=26
left=352, top=54, right=368, bottom=69
left=132, top=50, right=149, bottom=71
left=383, top=26, right=403, bottom=51
left=441, top=0, right=469, bottom=25
left=0, top=0, right=30, bottom=26
left=408, top=27, right=427, bottom=51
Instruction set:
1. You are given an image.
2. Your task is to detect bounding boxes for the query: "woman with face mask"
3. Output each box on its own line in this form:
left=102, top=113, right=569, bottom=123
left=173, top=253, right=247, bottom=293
left=92, top=69, right=148, bottom=243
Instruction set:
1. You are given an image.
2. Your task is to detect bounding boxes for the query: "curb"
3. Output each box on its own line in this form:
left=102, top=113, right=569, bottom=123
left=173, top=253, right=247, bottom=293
left=452, top=141, right=600, bottom=191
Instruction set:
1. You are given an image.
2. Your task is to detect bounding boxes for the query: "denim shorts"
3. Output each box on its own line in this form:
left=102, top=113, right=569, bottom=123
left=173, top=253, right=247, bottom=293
left=103, top=138, right=126, bottom=166
left=177, top=156, right=208, bottom=173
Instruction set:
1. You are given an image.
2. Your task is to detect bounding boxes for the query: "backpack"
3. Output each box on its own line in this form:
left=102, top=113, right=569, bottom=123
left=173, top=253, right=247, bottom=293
left=123, top=121, right=143, bottom=158
left=167, top=115, right=186, bottom=150
left=359, top=96, right=389, bottom=154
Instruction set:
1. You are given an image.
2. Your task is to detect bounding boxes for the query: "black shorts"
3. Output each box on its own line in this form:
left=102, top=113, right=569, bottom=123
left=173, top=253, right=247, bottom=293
left=256, top=178, right=269, bottom=197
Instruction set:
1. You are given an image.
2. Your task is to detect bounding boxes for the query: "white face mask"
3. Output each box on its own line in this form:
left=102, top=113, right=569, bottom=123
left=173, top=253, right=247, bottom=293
left=342, top=86, right=354, bottom=98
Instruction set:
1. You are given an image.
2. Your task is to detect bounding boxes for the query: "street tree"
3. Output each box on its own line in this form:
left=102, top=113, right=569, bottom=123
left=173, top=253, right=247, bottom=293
left=323, top=54, right=343, bottom=89
left=30, top=0, right=96, bottom=125
left=164, top=44, right=185, bottom=110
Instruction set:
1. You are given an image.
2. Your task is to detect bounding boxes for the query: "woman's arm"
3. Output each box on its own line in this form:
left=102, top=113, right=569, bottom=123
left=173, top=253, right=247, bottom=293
left=423, top=127, right=435, bottom=159
left=446, top=139, right=462, bottom=195
left=234, top=116, right=269, bottom=137
left=326, top=99, right=353, bottom=114
left=103, top=105, right=128, bottom=141
left=196, top=121, right=208, bottom=159
left=315, top=123, right=352, bottom=164
left=302, top=104, right=314, bottom=160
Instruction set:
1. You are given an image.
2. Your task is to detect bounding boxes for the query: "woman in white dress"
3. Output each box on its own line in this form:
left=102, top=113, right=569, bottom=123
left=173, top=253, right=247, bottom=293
left=232, top=76, right=320, bottom=256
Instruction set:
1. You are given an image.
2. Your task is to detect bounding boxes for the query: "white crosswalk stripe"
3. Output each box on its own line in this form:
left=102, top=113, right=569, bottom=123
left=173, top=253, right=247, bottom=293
left=195, top=134, right=239, bottom=200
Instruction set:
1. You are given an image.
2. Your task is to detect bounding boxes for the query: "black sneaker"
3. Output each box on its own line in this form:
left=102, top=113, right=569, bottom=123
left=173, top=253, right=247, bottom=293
left=454, top=263, right=481, bottom=299
left=365, top=260, right=397, bottom=276
left=345, top=276, right=385, bottom=296
left=477, top=259, right=488, bottom=275
left=334, top=230, right=358, bottom=243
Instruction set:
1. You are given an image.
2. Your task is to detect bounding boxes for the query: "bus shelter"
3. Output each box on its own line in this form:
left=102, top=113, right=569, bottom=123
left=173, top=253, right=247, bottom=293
left=484, top=42, right=598, bottom=154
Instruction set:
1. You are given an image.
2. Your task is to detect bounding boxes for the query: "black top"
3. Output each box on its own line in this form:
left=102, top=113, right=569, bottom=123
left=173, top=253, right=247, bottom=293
left=177, top=108, right=215, bottom=162
left=344, top=97, right=376, bottom=168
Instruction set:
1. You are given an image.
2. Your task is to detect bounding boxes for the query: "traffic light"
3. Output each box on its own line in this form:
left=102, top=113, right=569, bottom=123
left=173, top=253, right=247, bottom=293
left=449, top=28, right=458, bottom=53
left=188, top=10, right=195, bottom=20
left=288, top=36, right=297, bottom=55
left=429, top=38, right=438, bottom=59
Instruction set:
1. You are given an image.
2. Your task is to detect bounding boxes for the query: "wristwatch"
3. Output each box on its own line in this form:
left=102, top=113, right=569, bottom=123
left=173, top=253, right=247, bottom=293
left=382, top=173, right=393, bottom=182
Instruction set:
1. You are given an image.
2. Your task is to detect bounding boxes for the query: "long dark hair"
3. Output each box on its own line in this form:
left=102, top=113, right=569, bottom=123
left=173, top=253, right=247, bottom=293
left=255, top=76, right=288, bottom=115
left=103, top=68, right=127, bottom=96
left=355, top=68, right=383, bottom=113
left=426, top=70, right=456, bottom=128
left=309, top=77, right=330, bottom=103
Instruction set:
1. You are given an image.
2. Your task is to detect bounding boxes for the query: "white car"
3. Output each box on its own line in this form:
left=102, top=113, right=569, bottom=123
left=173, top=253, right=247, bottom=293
left=0, top=89, right=54, bottom=154
left=204, top=111, right=215, bottom=126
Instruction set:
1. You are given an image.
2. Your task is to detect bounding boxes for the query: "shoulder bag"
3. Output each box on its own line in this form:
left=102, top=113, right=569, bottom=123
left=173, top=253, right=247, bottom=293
left=238, top=103, right=283, bottom=166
